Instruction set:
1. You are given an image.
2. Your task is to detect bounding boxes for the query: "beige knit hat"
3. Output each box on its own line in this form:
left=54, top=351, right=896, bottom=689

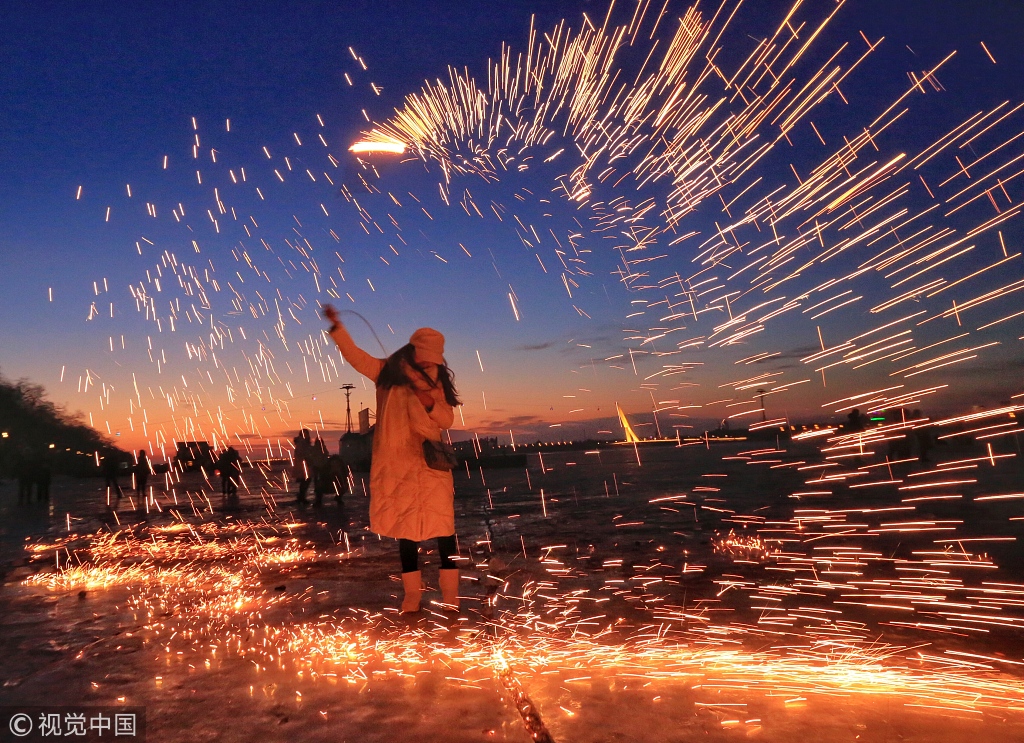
left=409, top=327, right=446, bottom=365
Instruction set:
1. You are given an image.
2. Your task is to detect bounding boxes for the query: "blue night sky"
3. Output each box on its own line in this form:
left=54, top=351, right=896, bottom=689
left=2, top=0, right=1024, bottom=453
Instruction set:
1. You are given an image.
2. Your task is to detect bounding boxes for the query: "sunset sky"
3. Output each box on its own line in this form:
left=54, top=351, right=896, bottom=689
left=2, top=0, right=1024, bottom=456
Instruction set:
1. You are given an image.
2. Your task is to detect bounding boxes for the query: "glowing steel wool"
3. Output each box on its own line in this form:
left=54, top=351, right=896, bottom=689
left=348, top=139, right=406, bottom=155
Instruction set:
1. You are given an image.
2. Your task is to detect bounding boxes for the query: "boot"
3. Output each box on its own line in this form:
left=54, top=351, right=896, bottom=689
left=400, top=571, right=422, bottom=613
left=438, top=568, right=460, bottom=612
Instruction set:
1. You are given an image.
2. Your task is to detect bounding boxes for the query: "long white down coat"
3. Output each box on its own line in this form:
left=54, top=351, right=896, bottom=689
left=329, top=323, right=456, bottom=541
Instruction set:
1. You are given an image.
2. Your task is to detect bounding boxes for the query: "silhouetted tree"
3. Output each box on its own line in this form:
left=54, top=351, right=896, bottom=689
left=0, top=370, right=117, bottom=478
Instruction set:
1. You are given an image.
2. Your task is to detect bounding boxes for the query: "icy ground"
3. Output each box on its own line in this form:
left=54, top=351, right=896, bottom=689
left=3, top=441, right=1024, bottom=742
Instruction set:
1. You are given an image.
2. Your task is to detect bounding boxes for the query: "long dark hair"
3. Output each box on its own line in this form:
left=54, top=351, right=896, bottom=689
left=377, top=343, right=461, bottom=406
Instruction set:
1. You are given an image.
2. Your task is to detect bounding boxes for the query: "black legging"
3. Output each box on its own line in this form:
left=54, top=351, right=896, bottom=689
left=399, top=535, right=457, bottom=573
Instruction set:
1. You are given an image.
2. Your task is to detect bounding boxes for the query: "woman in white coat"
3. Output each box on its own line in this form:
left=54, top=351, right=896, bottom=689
left=323, top=304, right=462, bottom=613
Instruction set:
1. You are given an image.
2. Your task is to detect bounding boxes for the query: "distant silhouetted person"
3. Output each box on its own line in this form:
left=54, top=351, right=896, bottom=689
left=34, top=457, right=51, bottom=502
left=887, top=409, right=913, bottom=460
left=847, top=408, right=864, bottom=432
left=293, top=429, right=313, bottom=503
left=134, top=450, right=150, bottom=501
left=218, top=446, right=242, bottom=502
left=317, top=455, right=349, bottom=504
left=102, top=452, right=123, bottom=502
left=15, top=448, right=33, bottom=504
left=911, top=410, right=933, bottom=462
left=15, top=447, right=50, bottom=504
left=311, top=436, right=330, bottom=504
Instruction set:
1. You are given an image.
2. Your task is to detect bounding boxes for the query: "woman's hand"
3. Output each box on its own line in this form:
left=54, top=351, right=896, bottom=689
left=322, top=304, right=340, bottom=326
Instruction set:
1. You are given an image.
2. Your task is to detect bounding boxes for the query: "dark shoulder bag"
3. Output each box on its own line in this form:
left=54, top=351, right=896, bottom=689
left=423, top=439, right=459, bottom=470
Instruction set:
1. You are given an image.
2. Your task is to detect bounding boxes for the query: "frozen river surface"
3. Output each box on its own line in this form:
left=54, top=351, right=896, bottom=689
left=3, top=440, right=1024, bottom=742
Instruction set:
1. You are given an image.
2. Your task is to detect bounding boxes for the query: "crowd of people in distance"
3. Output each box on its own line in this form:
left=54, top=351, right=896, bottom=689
left=12, top=445, right=53, bottom=504
left=845, top=407, right=935, bottom=462
left=96, top=445, right=246, bottom=510
left=291, top=428, right=348, bottom=506
left=98, top=449, right=151, bottom=508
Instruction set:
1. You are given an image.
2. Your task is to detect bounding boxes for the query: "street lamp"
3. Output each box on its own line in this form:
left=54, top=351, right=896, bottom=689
left=340, top=384, right=356, bottom=433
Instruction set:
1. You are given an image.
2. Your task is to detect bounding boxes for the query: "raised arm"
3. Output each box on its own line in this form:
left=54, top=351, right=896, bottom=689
left=322, top=305, right=384, bottom=383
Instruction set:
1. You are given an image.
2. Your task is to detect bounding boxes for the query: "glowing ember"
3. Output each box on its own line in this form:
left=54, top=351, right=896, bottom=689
left=348, top=139, right=406, bottom=155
